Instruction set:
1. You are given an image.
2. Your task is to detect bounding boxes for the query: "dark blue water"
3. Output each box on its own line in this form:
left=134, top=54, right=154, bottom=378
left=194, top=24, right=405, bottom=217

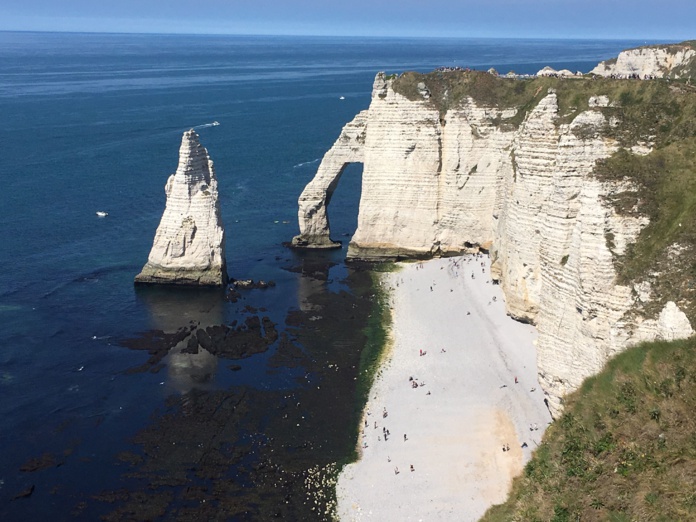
left=0, top=32, right=656, bottom=518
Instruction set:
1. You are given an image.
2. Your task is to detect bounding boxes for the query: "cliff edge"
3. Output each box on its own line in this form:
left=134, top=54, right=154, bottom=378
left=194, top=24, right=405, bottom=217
left=590, top=40, right=696, bottom=79
left=135, top=130, right=228, bottom=286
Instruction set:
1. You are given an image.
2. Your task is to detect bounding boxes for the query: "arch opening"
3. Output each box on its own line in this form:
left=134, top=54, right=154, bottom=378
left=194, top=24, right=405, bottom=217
left=326, top=162, right=364, bottom=248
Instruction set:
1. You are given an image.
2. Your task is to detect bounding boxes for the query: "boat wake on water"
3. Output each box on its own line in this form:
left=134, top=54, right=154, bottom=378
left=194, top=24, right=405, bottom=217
left=193, top=121, right=220, bottom=129
left=293, top=158, right=320, bottom=169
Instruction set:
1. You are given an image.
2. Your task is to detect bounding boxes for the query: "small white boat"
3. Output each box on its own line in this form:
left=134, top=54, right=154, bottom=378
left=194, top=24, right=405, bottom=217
left=339, top=96, right=345, bottom=100
left=212, top=121, right=220, bottom=126
left=96, top=211, right=108, bottom=217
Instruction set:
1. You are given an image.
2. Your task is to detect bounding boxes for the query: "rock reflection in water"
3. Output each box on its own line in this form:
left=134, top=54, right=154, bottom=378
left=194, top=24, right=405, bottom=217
left=135, top=286, right=225, bottom=333
left=135, top=286, right=224, bottom=392
left=291, top=254, right=335, bottom=312
left=166, top=341, right=218, bottom=394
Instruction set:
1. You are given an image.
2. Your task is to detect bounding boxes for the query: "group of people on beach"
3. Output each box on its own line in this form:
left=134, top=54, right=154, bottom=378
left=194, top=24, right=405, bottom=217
left=359, top=253, right=549, bottom=490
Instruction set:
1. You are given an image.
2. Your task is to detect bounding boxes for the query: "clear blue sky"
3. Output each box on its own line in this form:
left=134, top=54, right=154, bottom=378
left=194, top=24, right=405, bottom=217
left=2, top=0, right=694, bottom=40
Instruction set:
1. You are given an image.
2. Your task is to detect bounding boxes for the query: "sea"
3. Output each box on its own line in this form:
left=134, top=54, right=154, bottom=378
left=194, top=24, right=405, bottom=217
left=0, top=32, right=658, bottom=520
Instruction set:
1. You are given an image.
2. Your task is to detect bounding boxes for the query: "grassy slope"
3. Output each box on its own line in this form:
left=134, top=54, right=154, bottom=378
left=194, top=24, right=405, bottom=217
left=481, top=338, right=696, bottom=522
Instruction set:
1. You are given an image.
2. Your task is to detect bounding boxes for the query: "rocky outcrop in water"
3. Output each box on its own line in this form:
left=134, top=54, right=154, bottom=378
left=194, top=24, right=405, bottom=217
left=590, top=40, right=696, bottom=79
left=293, top=71, right=694, bottom=415
left=135, top=130, right=228, bottom=286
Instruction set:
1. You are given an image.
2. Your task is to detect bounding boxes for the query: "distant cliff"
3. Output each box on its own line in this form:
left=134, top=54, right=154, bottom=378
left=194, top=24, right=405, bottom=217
left=136, top=130, right=228, bottom=286
left=590, top=40, right=696, bottom=79
left=293, top=70, right=696, bottom=415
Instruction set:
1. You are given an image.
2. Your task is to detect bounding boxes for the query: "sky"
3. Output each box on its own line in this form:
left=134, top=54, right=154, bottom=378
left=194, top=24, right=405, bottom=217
left=1, top=0, right=694, bottom=40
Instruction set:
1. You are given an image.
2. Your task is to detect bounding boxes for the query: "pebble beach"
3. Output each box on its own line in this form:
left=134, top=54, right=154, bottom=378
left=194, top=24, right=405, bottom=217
left=336, top=255, right=552, bottom=521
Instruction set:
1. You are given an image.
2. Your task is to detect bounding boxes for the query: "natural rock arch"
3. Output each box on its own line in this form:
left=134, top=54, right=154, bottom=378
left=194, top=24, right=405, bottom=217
left=291, top=111, right=368, bottom=249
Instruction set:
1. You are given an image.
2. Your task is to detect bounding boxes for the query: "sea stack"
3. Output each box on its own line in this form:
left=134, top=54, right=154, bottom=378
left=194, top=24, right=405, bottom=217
left=135, top=130, right=228, bottom=286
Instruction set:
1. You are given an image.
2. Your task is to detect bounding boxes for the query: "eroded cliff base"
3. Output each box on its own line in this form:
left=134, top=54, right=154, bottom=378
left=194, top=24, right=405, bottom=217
left=134, top=264, right=228, bottom=287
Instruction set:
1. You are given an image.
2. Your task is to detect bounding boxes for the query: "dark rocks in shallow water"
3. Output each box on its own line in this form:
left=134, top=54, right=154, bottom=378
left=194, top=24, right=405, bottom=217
left=121, top=327, right=193, bottom=374
left=191, top=316, right=277, bottom=360
left=120, top=314, right=279, bottom=374
left=232, top=279, right=275, bottom=290
left=12, top=484, right=35, bottom=500
left=268, top=333, right=309, bottom=369
left=234, top=279, right=255, bottom=289
left=19, top=453, right=60, bottom=473
left=184, top=334, right=199, bottom=353
left=95, top=265, right=378, bottom=521
left=225, top=287, right=241, bottom=302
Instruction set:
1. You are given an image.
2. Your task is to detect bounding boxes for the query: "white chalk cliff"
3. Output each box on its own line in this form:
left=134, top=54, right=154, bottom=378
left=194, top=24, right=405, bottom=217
left=136, top=130, right=228, bottom=286
left=590, top=41, right=696, bottom=78
left=294, top=72, right=693, bottom=415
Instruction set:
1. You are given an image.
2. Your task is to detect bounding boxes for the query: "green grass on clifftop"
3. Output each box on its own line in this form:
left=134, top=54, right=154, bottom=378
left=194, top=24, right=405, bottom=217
left=481, top=338, right=696, bottom=522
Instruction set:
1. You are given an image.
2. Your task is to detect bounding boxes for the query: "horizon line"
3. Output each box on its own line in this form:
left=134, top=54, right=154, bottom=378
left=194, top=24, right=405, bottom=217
left=0, top=28, right=680, bottom=43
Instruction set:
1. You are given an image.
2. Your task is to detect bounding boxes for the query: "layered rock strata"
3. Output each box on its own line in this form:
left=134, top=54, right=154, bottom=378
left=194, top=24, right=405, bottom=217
left=135, top=130, right=228, bottom=286
left=590, top=41, right=696, bottom=79
left=293, top=72, right=694, bottom=414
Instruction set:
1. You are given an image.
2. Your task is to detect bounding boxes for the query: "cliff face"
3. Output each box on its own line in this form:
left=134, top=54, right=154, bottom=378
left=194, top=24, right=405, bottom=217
left=590, top=41, right=696, bottom=79
left=293, top=72, right=694, bottom=414
left=135, top=130, right=228, bottom=286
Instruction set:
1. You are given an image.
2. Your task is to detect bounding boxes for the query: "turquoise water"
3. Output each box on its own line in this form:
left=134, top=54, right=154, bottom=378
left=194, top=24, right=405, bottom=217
left=0, top=32, right=653, bottom=518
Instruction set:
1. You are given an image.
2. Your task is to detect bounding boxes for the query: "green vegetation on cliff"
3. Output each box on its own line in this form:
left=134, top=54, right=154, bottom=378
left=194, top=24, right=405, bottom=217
left=481, top=337, right=696, bottom=522
left=393, top=71, right=696, bottom=324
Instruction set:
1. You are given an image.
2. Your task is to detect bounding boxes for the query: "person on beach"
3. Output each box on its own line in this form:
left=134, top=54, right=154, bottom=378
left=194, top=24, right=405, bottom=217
left=514, top=376, right=518, bottom=384
left=404, top=434, right=408, bottom=441
left=410, top=465, right=415, bottom=472
left=395, top=467, right=399, bottom=475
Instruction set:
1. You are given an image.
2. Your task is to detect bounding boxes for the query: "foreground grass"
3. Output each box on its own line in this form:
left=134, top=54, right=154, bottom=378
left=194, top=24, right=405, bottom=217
left=482, top=337, right=696, bottom=522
